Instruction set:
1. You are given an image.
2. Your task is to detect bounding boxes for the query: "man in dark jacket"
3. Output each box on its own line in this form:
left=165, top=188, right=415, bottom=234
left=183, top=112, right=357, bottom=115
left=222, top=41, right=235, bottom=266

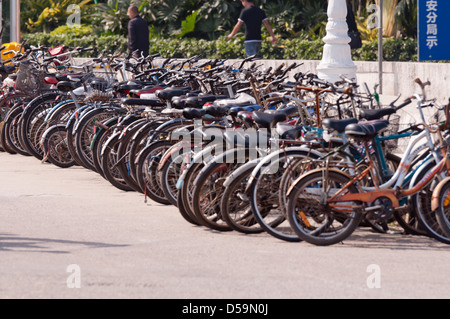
left=127, top=5, right=149, bottom=57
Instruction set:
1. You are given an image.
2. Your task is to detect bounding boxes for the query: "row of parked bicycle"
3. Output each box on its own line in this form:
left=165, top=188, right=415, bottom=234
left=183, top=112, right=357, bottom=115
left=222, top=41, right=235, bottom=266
left=1, top=43, right=450, bottom=246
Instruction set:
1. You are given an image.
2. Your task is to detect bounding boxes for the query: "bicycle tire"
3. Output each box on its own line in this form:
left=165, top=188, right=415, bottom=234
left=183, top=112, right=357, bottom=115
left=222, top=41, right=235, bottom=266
left=100, top=131, right=134, bottom=191
left=286, top=169, right=363, bottom=246
left=434, top=179, right=450, bottom=240
left=0, top=93, right=29, bottom=151
left=134, top=139, right=174, bottom=204
left=74, top=107, right=125, bottom=172
left=191, top=148, right=251, bottom=231
left=19, top=93, right=60, bottom=160
left=220, top=160, right=264, bottom=233
left=40, top=124, right=76, bottom=168
left=0, top=104, right=22, bottom=155
left=159, top=140, right=194, bottom=206
left=115, top=118, right=148, bottom=192
left=5, top=106, right=31, bottom=156
left=411, top=159, right=450, bottom=244
left=249, top=147, right=323, bottom=242
left=91, top=117, right=122, bottom=178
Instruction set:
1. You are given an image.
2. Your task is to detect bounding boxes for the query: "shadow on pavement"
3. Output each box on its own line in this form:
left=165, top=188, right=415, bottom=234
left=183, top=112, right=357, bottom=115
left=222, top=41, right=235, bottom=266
left=0, top=233, right=128, bottom=254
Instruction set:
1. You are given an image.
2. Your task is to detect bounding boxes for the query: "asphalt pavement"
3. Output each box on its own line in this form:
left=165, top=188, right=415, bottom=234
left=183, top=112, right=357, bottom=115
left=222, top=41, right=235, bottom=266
left=1, top=151, right=449, bottom=300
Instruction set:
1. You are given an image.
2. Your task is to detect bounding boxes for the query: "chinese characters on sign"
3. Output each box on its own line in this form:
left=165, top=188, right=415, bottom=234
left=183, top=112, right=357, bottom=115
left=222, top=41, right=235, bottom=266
left=425, top=0, right=438, bottom=50
left=419, top=0, right=450, bottom=61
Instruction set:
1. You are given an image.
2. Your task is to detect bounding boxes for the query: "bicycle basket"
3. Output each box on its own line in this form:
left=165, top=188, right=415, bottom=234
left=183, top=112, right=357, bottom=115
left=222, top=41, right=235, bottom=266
left=15, top=60, right=51, bottom=93
left=85, top=89, right=114, bottom=102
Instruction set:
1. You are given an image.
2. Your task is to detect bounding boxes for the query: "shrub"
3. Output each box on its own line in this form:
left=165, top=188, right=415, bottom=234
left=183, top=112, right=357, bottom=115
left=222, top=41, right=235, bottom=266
left=23, top=32, right=418, bottom=62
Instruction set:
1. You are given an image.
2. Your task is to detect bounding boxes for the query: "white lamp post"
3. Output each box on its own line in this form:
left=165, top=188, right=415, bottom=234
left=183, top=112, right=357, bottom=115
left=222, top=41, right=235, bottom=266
left=10, top=0, right=20, bottom=43
left=317, top=0, right=357, bottom=83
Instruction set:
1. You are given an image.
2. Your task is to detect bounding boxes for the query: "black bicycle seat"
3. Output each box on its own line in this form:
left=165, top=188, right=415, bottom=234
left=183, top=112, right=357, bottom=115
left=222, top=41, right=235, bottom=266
left=56, top=81, right=82, bottom=92
left=55, top=73, right=85, bottom=82
left=182, top=107, right=206, bottom=119
left=0, top=65, right=16, bottom=74
left=228, top=105, right=261, bottom=118
left=359, top=108, right=396, bottom=121
left=322, top=118, right=358, bottom=133
left=185, top=94, right=228, bottom=108
left=205, top=105, right=232, bottom=117
left=345, top=120, right=389, bottom=139
left=276, top=123, right=304, bottom=140
left=252, top=111, right=287, bottom=129
left=156, top=87, right=191, bottom=100
left=121, top=98, right=164, bottom=107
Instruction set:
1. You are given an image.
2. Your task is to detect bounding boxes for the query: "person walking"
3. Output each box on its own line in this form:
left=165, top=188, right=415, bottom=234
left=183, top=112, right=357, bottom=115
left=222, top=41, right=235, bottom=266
left=227, top=0, right=277, bottom=57
left=127, top=5, right=150, bottom=57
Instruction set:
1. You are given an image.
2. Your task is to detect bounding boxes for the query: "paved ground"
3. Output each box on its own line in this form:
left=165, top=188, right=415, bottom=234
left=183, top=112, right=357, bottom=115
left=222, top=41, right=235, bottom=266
left=1, top=151, right=449, bottom=300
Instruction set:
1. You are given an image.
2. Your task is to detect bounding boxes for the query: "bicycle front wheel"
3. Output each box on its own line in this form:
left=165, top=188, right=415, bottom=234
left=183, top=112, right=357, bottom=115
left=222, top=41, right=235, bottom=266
left=286, top=169, right=363, bottom=246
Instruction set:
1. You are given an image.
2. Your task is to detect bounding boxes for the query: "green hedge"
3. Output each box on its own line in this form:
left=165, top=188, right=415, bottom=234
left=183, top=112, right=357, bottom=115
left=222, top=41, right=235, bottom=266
left=23, top=32, right=418, bottom=62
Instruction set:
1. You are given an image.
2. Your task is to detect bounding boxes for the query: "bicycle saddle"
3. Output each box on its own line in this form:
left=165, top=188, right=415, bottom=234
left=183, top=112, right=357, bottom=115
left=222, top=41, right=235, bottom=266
left=182, top=107, right=206, bottom=119
left=185, top=94, right=229, bottom=108
left=156, top=87, right=191, bottom=101
left=266, top=105, right=298, bottom=117
left=359, top=108, right=396, bottom=121
left=0, top=65, right=16, bottom=74
left=172, top=91, right=204, bottom=109
left=276, top=123, right=304, bottom=140
left=115, top=83, right=142, bottom=92
left=228, top=105, right=261, bottom=118
left=56, top=80, right=82, bottom=92
left=345, top=120, right=389, bottom=139
left=252, top=111, right=287, bottom=129
left=121, top=98, right=165, bottom=107
left=44, top=76, right=59, bottom=85
left=205, top=105, right=235, bottom=117
left=54, top=73, right=85, bottom=82
left=322, top=118, right=358, bottom=133
left=129, top=85, right=165, bottom=97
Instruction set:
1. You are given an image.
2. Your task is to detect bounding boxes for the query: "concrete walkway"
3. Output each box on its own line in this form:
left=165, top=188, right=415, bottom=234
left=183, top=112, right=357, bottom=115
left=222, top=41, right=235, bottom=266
left=1, top=151, right=449, bottom=299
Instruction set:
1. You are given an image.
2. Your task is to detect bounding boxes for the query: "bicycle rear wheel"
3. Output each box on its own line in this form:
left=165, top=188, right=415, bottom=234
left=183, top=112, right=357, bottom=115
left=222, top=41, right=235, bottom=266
left=135, top=140, right=174, bottom=205
left=40, top=124, right=75, bottom=168
left=411, top=160, right=450, bottom=244
left=435, top=179, right=450, bottom=241
left=19, top=93, right=59, bottom=160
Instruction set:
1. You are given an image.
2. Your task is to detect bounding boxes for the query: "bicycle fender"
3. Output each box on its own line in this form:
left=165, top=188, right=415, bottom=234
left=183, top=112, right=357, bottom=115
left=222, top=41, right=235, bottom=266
left=222, top=158, right=260, bottom=188
left=157, top=141, right=192, bottom=171
left=44, top=99, right=73, bottom=122
left=249, top=146, right=324, bottom=181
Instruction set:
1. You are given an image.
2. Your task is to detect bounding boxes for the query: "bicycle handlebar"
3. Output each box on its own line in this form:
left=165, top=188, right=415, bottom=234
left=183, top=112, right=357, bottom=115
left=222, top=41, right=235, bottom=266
left=414, top=77, right=431, bottom=101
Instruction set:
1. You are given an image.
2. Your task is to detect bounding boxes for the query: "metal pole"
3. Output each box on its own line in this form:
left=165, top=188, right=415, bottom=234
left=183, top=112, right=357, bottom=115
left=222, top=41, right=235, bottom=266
left=10, top=0, right=20, bottom=43
left=10, top=0, right=16, bottom=42
left=378, top=0, right=383, bottom=94
left=0, top=0, right=3, bottom=43
left=16, top=0, right=20, bottom=43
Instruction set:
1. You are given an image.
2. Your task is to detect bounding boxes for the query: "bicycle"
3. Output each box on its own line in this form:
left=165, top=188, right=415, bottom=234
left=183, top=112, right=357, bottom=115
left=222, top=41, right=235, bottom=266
left=284, top=81, right=450, bottom=245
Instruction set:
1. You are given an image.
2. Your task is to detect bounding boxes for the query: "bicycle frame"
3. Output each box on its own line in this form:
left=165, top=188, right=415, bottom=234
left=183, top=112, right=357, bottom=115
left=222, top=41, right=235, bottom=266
left=312, top=93, right=450, bottom=212
left=328, top=144, right=450, bottom=210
